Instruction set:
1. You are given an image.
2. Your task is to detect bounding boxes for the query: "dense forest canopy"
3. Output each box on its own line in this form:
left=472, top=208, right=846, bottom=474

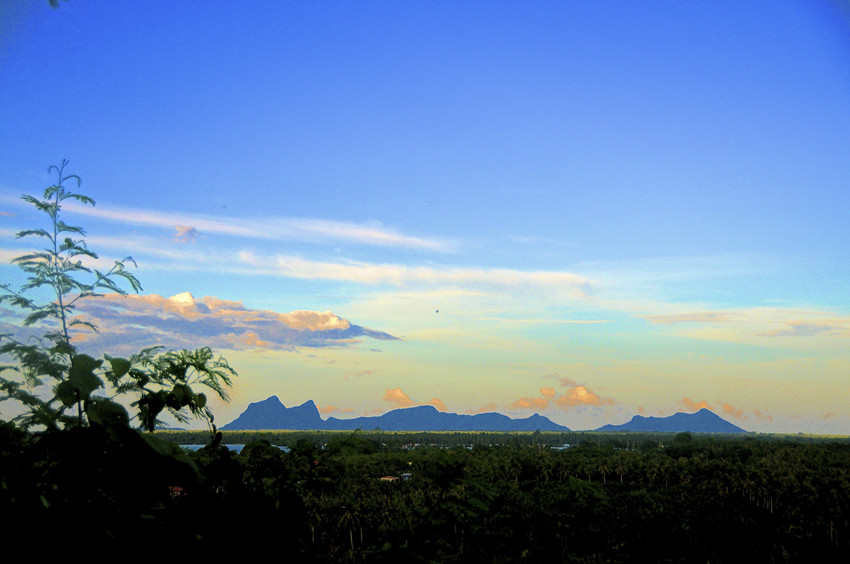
left=5, top=423, right=848, bottom=561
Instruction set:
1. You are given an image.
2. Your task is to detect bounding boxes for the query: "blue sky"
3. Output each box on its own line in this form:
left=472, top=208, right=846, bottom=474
left=1, top=1, right=849, bottom=432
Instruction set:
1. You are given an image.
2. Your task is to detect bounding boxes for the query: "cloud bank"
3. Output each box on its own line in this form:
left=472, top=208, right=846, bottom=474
left=69, top=292, right=398, bottom=353
left=511, top=382, right=615, bottom=412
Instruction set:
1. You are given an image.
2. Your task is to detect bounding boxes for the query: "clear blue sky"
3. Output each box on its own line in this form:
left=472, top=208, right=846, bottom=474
left=2, top=1, right=849, bottom=432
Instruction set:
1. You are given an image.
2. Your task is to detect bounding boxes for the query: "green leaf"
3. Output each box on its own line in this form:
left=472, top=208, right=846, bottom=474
left=85, top=397, right=130, bottom=428
left=105, top=355, right=131, bottom=378
left=54, top=381, right=77, bottom=407
left=67, top=354, right=103, bottom=402
left=15, top=228, right=52, bottom=240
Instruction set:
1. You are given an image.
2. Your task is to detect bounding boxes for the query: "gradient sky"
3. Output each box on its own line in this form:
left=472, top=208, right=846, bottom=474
left=2, top=1, right=849, bottom=433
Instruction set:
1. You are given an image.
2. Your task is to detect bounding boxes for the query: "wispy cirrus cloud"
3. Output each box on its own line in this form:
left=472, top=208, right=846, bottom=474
left=61, top=201, right=454, bottom=252
left=34, top=231, right=593, bottom=296
left=239, top=251, right=594, bottom=294
left=483, top=317, right=609, bottom=325
left=644, top=312, right=738, bottom=324
left=640, top=305, right=850, bottom=345
left=759, top=320, right=849, bottom=338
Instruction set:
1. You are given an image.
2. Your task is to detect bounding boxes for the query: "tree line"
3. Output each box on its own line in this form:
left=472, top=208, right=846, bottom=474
left=6, top=424, right=847, bottom=561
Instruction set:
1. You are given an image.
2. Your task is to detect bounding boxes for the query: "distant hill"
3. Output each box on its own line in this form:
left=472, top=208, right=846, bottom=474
left=221, top=396, right=325, bottom=430
left=324, top=405, right=568, bottom=432
left=221, top=396, right=570, bottom=431
left=595, top=408, right=746, bottom=433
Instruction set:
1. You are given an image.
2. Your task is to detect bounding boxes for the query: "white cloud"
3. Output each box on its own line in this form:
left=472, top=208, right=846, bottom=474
left=644, top=312, right=738, bottom=324
left=61, top=201, right=454, bottom=252
left=238, top=251, right=594, bottom=294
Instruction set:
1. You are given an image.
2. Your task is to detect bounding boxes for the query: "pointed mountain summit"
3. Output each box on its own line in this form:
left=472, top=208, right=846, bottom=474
left=595, top=408, right=746, bottom=433
left=221, top=396, right=324, bottom=430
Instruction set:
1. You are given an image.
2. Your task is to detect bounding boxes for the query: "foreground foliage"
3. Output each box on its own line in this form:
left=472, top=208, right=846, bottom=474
left=0, top=161, right=236, bottom=550
left=0, top=160, right=235, bottom=434
left=2, top=428, right=848, bottom=561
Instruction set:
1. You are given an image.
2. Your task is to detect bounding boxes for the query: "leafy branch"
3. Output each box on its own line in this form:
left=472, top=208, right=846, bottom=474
left=0, top=160, right=235, bottom=437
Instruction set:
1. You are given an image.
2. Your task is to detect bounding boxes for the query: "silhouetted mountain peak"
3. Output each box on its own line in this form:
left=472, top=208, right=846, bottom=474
left=596, top=409, right=746, bottom=433
left=260, top=395, right=284, bottom=407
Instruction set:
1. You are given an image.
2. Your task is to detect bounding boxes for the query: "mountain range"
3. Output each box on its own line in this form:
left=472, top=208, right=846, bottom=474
left=595, top=408, right=746, bottom=433
left=221, top=396, right=747, bottom=433
left=221, top=396, right=570, bottom=431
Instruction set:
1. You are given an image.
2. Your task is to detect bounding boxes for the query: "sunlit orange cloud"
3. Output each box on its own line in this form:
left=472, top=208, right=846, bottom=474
left=637, top=405, right=647, bottom=415
left=511, top=397, right=550, bottom=410
left=540, top=387, right=556, bottom=397
left=383, top=388, right=415, bottom=408
left=428, top=398, right=448, bottom=412
left=229, top=331, right=272, bottom=349
left=555, top=385, right=614, bottom=408
left=469, top=403, right=498, bottom=414
left=72, top=292, right=398, bottom=352
left=69, top=331, right=95, bottom=342
left=722, top=402, right=745, bottom=419
left=318, top=405, right=354, bottom=415
left=753, top=409, right=773, bottom=422
left=679, top=397, right=711, bottom=412
left=545, top=373, right=578, bottom=387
